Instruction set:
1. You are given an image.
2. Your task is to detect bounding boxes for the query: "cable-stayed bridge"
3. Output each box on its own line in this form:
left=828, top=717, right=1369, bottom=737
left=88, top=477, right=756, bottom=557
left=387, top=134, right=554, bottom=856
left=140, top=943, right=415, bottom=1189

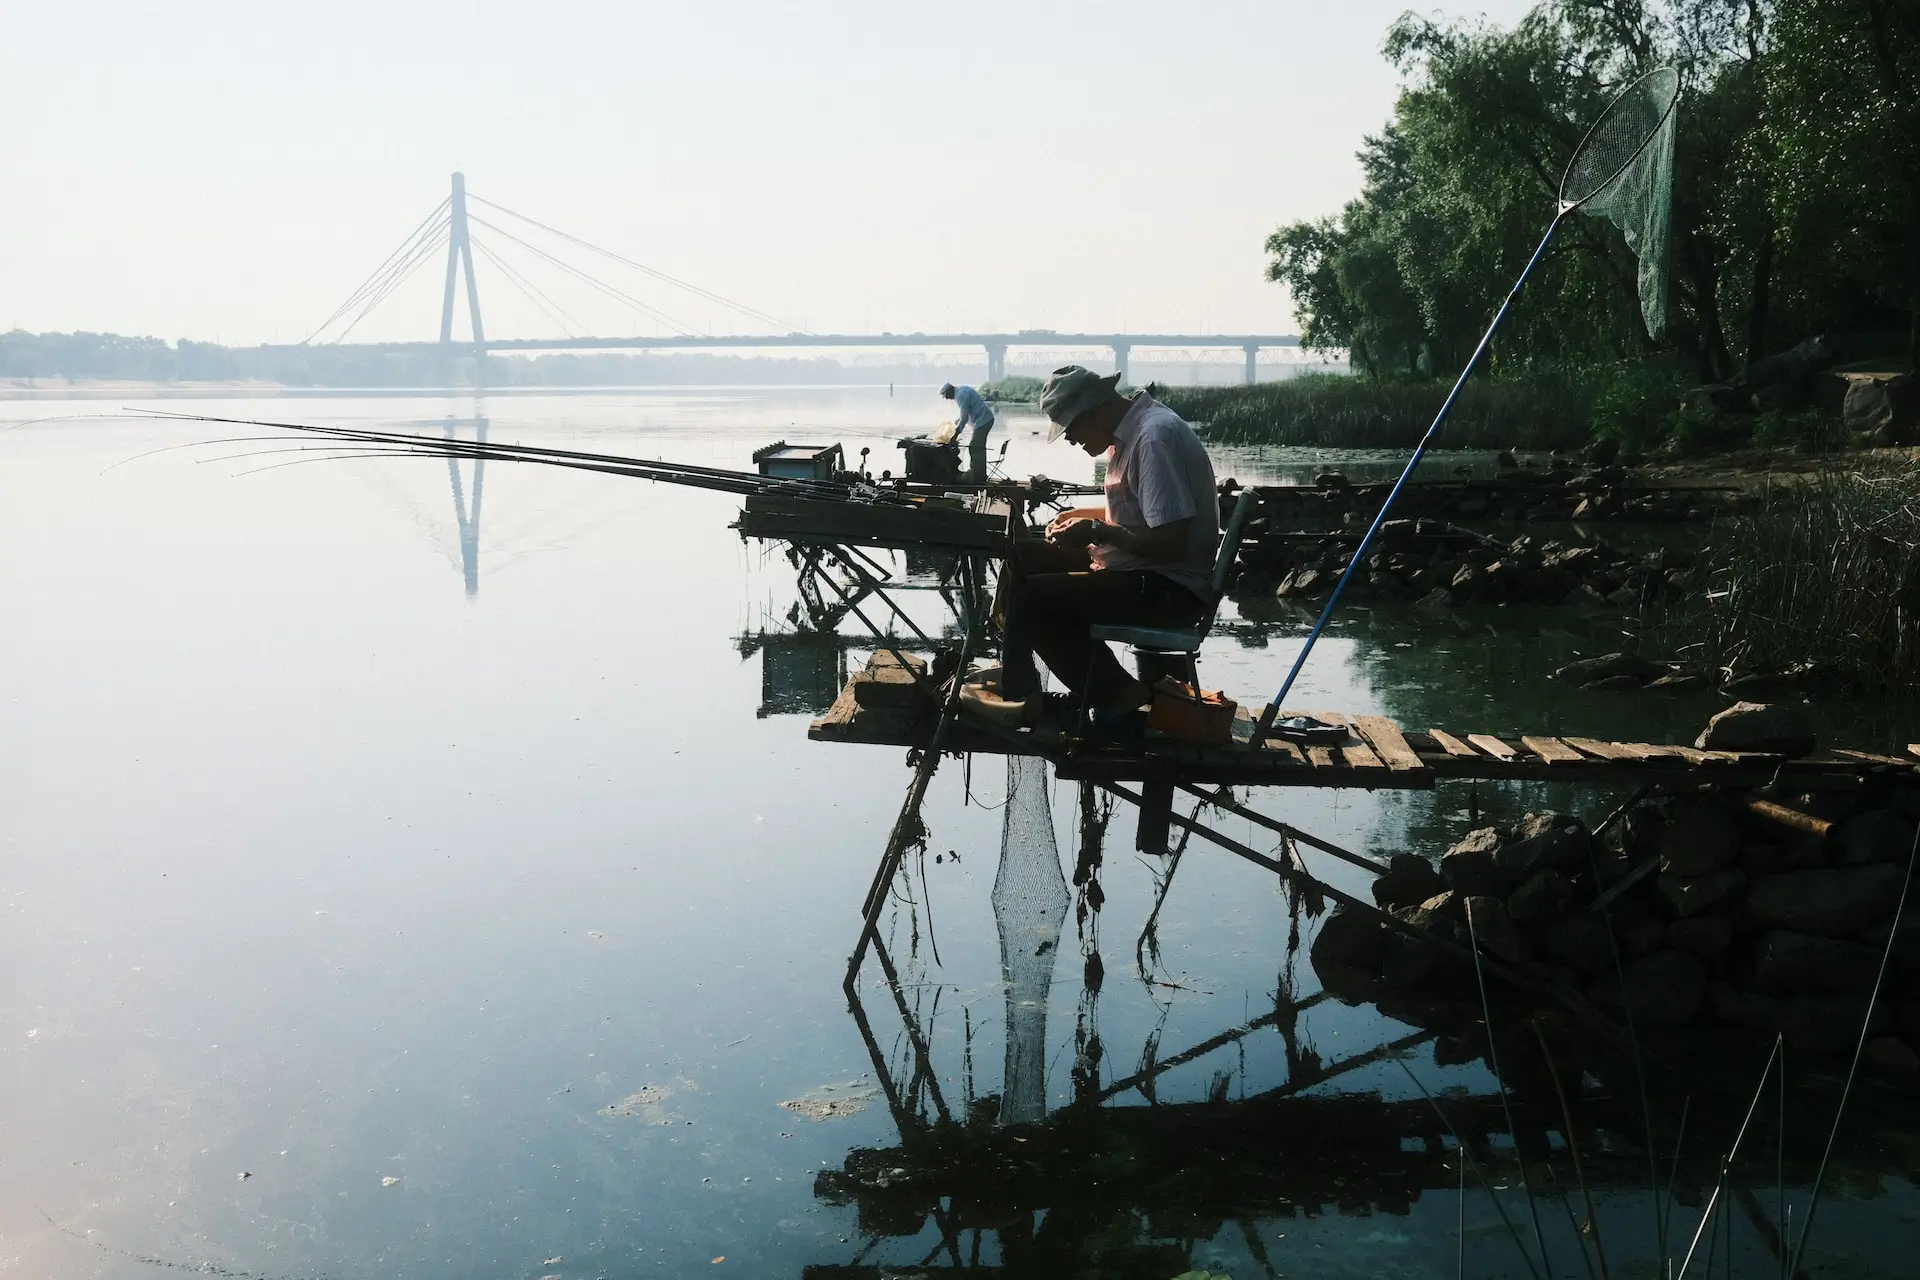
left=278, top=173, right=1299, bottom=383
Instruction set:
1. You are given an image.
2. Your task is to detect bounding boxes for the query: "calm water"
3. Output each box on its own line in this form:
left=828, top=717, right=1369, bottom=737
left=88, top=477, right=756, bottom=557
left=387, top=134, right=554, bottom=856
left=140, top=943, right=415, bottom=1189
left=3, top=388, right=1915, bottom=1278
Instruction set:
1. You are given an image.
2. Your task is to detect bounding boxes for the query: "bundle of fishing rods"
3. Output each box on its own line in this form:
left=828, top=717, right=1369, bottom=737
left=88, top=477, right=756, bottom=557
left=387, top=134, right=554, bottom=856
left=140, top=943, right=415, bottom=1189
left=142, top=409, right=941, bottom=505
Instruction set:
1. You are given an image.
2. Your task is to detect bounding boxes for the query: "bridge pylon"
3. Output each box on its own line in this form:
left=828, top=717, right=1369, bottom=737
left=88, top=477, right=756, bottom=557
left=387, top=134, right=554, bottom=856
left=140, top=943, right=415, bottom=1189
left=439, top=172, right=486, bottom=348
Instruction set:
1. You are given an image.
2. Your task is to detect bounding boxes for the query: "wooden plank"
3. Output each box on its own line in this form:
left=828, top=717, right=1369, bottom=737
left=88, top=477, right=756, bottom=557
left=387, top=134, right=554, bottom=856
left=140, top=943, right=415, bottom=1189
left=1264, top=739, right=1307, bottom=764
left=1307, top=746, right=1338, bottom=769
left=1342, top=742, right=1387, bottom=771
left=1352, top=716, right=1428, bottom=773
left=1521, top=735, right=1586, bottom=765
left=1835, top=748, right=1916, bottom=769
left=1303, top=710, right=1360, bottom=744
left=1427, top=728, right=1479, bottom=759
left=1466, top=734, right=1519, bottom=762
left=1623, top=742, right=1692, bottom=763
left=1910, top=744, right=1920, bottom=761
left=1564, top=736, right=1642, bottom=762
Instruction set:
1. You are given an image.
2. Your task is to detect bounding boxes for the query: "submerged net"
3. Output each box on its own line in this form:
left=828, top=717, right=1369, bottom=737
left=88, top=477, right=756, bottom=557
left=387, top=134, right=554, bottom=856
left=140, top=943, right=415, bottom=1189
left=1562, top=66, right=1680, bottom=339
left=991, top=754, right=1069, bottom=1126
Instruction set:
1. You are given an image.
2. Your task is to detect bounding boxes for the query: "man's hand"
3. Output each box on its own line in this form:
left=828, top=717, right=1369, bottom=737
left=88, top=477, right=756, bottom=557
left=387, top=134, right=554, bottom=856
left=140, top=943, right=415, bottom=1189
left=1044, top=515, right=1104, bottom=548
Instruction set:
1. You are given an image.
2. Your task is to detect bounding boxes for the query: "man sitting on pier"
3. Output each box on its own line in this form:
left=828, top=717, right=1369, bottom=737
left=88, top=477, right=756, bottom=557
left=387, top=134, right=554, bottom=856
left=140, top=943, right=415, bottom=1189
left=999, top=365, right=1218, bottom=721
left=940, top=381, right=997, bottom=483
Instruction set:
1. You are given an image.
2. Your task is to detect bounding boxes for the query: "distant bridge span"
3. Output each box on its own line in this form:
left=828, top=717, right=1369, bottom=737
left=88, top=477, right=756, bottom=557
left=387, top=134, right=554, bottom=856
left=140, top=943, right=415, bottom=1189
left=286, top=331, right=1302, bottom=384
left=306, top=174, right=1301, bottom=383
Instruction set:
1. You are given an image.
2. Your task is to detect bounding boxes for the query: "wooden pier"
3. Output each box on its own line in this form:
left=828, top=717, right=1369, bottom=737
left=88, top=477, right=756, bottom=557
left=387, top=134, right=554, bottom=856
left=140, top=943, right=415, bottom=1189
left=811, top=659, right=1920, bottom=794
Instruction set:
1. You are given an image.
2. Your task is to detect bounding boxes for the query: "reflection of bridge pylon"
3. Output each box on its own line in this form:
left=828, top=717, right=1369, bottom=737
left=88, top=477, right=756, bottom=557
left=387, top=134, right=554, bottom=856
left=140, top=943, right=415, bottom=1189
left=443, top=413, right=487, bottom=596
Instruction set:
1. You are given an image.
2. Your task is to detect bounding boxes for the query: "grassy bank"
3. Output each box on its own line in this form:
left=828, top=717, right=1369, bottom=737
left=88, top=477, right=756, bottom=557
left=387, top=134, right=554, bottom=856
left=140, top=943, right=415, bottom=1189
left=1669, top=462, right=1920, bottom=695
left=1161, top=373, right=1597, bottom=451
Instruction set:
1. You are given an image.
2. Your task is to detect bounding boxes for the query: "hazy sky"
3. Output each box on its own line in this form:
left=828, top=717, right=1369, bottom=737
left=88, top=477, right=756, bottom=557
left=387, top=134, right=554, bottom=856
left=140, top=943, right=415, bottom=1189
left=2, top=1, right=1540, bottom=345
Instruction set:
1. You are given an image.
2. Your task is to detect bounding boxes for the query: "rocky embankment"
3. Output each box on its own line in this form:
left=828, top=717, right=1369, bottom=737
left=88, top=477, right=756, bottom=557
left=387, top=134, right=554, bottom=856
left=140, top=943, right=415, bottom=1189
left=1313, top=775, right=1920, bottom=1067
left=1239, top=518, right=1693, bottom=610
left=1244, top=461, right=1723, bottom=533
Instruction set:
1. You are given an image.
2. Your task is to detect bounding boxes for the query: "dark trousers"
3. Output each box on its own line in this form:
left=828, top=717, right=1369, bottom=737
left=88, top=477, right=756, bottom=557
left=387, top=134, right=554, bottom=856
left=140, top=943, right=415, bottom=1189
left=999, top=542, right=1209, bottom=705
left=968, top=424, right=994, bottom=483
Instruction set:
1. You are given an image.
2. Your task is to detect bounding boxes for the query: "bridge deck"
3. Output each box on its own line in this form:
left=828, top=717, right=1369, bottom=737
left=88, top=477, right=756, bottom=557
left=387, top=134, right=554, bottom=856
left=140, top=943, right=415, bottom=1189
left=809, top=672, right=1919, bottom=793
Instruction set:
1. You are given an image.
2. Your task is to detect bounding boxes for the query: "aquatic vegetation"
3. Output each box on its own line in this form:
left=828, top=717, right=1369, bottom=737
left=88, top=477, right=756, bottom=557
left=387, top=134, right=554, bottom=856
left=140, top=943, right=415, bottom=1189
left=1675, top=462, right=1920, bottom=695
left=1162, top=374, right=1596, bottom=451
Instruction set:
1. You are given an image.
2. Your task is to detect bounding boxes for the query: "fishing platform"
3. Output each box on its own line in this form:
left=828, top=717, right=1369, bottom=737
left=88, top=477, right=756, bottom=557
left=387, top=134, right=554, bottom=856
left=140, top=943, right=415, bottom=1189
left=809, top=660, right=1920, bottom=795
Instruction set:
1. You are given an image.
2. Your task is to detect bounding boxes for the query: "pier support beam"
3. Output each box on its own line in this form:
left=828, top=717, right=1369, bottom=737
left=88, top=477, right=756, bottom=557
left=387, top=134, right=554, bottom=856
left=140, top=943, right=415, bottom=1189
left=1112, top=342, right=1131, bottom=386
left=984, top=341, right=1007, bottom=384
left=1243, top=343, right=1259, bottom=386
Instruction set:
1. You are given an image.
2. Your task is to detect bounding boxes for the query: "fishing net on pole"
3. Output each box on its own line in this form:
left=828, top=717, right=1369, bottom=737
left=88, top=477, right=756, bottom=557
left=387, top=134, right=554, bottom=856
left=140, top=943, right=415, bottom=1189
left=1562, top=66, right=1680, bottom=339
left=991, top=754, right=1069, bottom=1125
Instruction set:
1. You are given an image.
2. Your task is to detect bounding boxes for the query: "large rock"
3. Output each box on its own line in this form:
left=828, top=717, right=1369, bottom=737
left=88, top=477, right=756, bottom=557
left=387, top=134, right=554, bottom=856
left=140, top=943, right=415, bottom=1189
left=1442, top=829, right=1510, bottom=897
left=1616, top=911, right=1670, bottom=958
left=1659, top=798, right=1743, bottom=876
left=1863, top=1037, right=1920, bottom=1074
left=1843, top=373, right=1916, bottom=445
left=1736, top=334, right=1837, bottom=394
left=1779, top=993, right=1889, bottom=1054
left=1498, top=813, right=1591, bottom=879
left=1508, top=869, right=1575, bottom=927
left=1588, top=949, right=1707, bottom=1024
left=1553, top=652, right=1662, bottom=685
left=1696, top=702, right=1816, bottom=757
left=1669, top=914, right=1735, bottom=960
left=1464, top=896, right=1530, bottom=964
left=1607, top=801, right=1666, bottom=860
left=1659, top=868, right=1748, bottom=918
left=1753, top=929, right=1882, bottom=996
left=1747, top=865, right=1903, bottom=936
left=1382, top=906, right=1462, bottom=989
left=1543, top=913, right=1615, bottom=976
left=1833, top=810, right=1916, bottom=866
left=1709, top=982, right=1782, bottom=1031
left=1372, top=853, right=1446, bottom=911
left=1311, top=903, right=1386, bottom=972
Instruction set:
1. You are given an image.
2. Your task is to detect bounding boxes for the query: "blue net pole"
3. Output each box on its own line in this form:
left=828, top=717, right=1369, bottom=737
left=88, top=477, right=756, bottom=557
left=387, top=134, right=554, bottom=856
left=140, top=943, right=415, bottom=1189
left=1253, top=212, right=1569, bottom=740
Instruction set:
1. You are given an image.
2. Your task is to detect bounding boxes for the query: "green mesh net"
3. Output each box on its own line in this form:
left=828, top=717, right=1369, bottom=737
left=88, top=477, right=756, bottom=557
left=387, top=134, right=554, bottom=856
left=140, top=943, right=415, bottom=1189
left=1563, top=67, right=1679, bottom=340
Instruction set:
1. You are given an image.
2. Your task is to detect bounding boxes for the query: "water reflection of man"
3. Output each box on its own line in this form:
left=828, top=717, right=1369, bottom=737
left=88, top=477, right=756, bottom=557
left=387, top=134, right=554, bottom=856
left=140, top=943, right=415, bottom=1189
left=940, top=381, right=996, bottom=483
left=999, top=365, right=1217, bottom=720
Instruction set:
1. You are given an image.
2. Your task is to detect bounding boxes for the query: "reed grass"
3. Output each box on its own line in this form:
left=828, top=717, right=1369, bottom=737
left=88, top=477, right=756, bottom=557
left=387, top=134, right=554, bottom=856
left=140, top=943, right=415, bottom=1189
left=1674, top=461, right=1920, bottom=694
left=1161, top=373, right=1597, bottom=451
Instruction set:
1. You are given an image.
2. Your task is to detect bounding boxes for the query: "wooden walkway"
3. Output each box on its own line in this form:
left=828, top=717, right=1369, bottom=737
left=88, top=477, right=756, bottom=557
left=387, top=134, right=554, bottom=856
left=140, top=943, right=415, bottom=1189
left=810, top=667, right=1920, bottom=794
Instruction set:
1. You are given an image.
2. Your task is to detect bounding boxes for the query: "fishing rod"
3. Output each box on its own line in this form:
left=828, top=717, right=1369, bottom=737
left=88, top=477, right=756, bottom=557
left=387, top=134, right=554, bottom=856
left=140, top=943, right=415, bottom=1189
left=139, top=410, right=919, bottom=504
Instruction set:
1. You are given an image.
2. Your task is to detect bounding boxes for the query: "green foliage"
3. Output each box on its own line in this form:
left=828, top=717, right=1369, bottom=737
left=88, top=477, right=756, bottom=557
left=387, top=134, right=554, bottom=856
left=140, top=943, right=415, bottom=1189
left=1664, top=401, right=1747, bottom=454
left=981, top=375, right=1043, bottom=403
left=1590, top=362, right=1690, bottom=451
left=1268, top=1, right=1920, bottom=386
left=1160, top=373, right=1595, bottom=451
left=1752, top=405, right=1842, bottom=452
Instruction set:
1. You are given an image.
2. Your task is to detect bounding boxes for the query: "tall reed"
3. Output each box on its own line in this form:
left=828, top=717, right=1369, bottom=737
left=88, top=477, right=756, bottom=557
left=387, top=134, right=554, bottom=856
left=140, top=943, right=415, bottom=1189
left=1675, top=462, right=1920, bottom=694
left=1161, top=373, right=1597, bottom=451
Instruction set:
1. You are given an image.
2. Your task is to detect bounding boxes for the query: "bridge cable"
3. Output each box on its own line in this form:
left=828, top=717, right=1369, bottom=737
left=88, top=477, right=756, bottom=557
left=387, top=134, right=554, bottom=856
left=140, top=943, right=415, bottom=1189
left=467, top=214, right=700, bottom=337
left=308, top=202, right=446, bottom=341
left=321, top=214, right=449, bottom=344
left=467, top=215, right=700, bottom=337
left=469, top=237, right=581, bottom=339
left=467, top=192, right=803, bottom=335
left=306, top=199, right=451, bottom=343
left=333, top=219, right=454, bottom=343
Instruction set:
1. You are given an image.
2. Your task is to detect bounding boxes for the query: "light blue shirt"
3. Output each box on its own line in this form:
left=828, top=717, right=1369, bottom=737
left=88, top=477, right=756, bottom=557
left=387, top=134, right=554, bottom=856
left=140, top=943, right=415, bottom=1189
left=952, top=385, right=995, bottom=437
